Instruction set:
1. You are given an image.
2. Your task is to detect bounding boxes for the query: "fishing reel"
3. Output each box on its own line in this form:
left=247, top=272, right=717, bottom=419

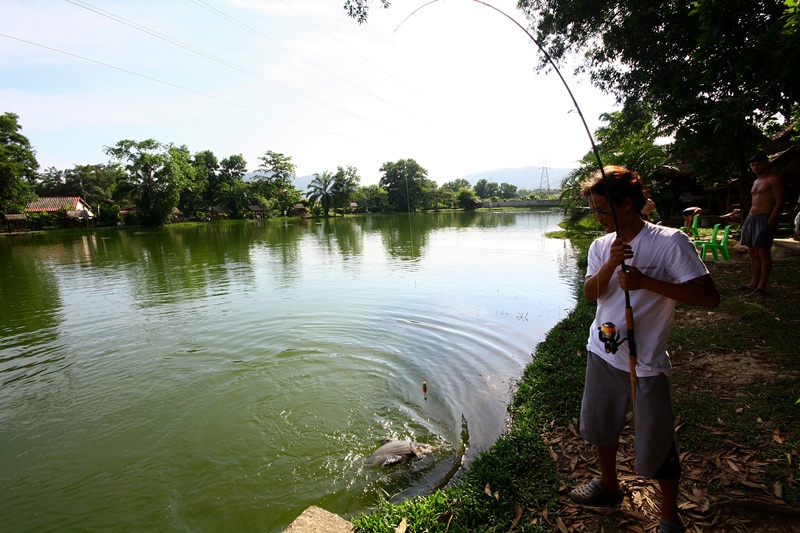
left=598, top=322, right=627, bottom=354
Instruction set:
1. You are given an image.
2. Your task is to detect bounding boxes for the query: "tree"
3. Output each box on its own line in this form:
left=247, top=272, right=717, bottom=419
left=332, top=165, right=361, bottom=215
left=441, top=178, right=471, bottom=193
left=64, top=164, right=122, bottom=207
left=343, top=0, right=390, bottom=23
left=424, top=187, right=452, bottom=211
left=518, top=0, right=799, bottom=182
left=217, top=179, right=251, bottom=219
left=254, top=150, right=300, bottom=214
left=0, top=112, right=38, bottom=214
left=169, top=145, right=196, bottom=218
left=307, top=171, right=335, bottom=217
left=36, top=163, right=126, bottom=225
left=559, top=106, right=671, bottom=226
left=36, top=164, right=122, bottom=208
left=184, top=150, right=217, bottom=218
left=457, top=187, right=481, bottom=209
left=210, top=154, right=247, bottom=208
left=36, top=167, right=69, bottom=197
left=358, top=184, right=389, bottom=213
left=499, top=182, right=518, bottom=200
left=474, top=179, right=500, bottom=200
left=104, top=139, right=191, bottom=227
left=378, top=158, right=432, bottom=212
left=437, top=186, right=457, bottom=209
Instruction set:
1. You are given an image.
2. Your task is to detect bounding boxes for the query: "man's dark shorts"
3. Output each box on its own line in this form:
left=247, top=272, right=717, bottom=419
left=579, top=352, right=680, bottom=478
left=741, top=214, right=774, bottom=248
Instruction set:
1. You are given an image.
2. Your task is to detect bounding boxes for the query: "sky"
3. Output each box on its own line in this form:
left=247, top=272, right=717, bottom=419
left=1, top=0, right=618, bottom=186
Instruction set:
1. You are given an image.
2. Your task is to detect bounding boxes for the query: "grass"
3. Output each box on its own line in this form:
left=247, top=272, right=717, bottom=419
left=667, top=244, right=800, bottom=513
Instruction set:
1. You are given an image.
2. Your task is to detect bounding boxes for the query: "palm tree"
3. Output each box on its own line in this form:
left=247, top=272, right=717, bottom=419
left=307, top=171, right=335, bottom=217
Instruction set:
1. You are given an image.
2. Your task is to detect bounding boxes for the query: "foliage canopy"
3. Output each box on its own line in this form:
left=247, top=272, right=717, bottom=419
left=105, top=139, right=191, bottom=227
left=379, top=158, right=434, bottom=212
left=0, top=112, right=38, bottom=214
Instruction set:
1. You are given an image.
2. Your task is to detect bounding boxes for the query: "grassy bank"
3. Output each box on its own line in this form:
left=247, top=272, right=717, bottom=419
left=352, top=232, right=800, bottom=532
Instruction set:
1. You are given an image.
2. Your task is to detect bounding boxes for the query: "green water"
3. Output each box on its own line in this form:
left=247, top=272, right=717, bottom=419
left=0, top=211, right=580, bottom=532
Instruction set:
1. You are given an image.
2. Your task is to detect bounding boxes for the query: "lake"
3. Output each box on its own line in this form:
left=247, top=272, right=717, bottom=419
left=0, top=211, right=580, bottom=532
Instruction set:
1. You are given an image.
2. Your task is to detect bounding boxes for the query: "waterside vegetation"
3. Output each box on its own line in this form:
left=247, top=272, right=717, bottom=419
left=1, top=112, right=557, bottom=229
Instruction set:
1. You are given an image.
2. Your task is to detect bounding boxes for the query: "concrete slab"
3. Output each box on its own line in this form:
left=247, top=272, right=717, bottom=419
left=774, top=237, right=800, bottom=251
left=283, top=506, right=354, bottom=533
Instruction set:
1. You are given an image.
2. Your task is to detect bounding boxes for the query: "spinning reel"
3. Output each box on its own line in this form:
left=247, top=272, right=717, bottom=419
left=598, top=322, right=627, bottom=354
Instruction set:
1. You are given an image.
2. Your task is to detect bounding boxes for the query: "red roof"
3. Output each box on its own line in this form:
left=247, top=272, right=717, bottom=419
left=25, top=196, right=87, bottom=213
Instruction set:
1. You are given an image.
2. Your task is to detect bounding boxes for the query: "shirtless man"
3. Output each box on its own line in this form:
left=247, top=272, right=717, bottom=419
left=740, top=153, right=784, bottom=295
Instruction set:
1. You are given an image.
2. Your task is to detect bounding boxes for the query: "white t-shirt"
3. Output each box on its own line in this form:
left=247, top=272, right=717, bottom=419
left=586, top=223, right=710, bottom=376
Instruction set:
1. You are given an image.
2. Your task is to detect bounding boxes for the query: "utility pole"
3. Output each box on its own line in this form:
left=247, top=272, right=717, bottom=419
left=538, top=155, right=550, bottom=195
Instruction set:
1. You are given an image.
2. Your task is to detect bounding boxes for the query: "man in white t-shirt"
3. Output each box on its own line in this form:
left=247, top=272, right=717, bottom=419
left=569, top=166, right=720, bottom=533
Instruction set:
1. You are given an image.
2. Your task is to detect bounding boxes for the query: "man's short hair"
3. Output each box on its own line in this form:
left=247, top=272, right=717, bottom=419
left=749, top=153, right=769, bottom=163
left=580, top=165, right=648, bottom=212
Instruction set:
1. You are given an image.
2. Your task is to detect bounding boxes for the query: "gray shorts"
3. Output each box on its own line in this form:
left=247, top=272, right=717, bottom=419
left=579, top=351, right=678, bottom=478
left=741, top=214, right=774, bottom=248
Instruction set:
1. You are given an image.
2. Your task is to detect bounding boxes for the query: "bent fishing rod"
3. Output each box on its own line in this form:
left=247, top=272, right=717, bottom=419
left=398, top=0, right=639, bottom=408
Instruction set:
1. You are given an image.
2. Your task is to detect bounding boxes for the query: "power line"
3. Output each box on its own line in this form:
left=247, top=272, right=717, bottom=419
left=276, top=0, right=427, bottom=99
left=191, top=0, right=433, bottom=126
left=0, top=33, right=368, bottom=143
left=66, top=0, right=395, bottom=132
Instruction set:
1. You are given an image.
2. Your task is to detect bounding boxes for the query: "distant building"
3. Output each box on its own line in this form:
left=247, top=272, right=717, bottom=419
left=209, top=205, right=233, bottom=220
left=25, top=196, right=94, bottom=219
left=3, top=213, right=27, bottom=232
left=248, top=205, right=265, bottom=219
left=293, top=203, right=308, bottom=217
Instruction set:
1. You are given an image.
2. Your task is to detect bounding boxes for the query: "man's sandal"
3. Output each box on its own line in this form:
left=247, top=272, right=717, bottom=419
left=658, top=518, right=686, bottom=533
left=568, top=478, right=624, bottom=505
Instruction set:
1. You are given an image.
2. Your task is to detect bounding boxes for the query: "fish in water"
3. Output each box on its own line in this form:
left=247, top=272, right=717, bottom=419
left=368, top=439, right=436, bottom=467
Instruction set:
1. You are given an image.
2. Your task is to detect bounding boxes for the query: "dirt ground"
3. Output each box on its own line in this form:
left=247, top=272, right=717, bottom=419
left=533, top=240, right=800, bottom=532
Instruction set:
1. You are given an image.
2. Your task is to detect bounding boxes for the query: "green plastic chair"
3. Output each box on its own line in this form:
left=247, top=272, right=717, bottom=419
left=700, top=225, right=732, bottom=260
left=681, top=214, right=701, bottom=239
left=694, top=223, right=720, bottom=250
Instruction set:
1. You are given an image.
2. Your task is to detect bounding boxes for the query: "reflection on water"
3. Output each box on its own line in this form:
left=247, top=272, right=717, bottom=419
left=0, top=211, right=580, bottom=532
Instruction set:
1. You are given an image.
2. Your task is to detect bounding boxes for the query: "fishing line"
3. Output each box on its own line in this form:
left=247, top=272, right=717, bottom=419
left=396, top=0, right=639, bottom=408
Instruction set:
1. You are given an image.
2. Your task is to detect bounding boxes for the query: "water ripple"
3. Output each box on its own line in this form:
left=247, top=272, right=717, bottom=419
left=0, top=213, right=578, bottom=532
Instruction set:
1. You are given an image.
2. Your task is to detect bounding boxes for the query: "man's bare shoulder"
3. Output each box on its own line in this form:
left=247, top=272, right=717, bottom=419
left=753, top=171, right=783, bottom=191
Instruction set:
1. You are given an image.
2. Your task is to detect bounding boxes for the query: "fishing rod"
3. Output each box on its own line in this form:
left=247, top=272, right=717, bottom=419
left=397, top=0, right=639, bottom=408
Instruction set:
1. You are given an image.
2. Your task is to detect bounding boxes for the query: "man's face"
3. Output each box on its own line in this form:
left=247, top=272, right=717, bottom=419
left=750, top=160, right=768, bottom=174
left=588, top=194, right=616, bottom=234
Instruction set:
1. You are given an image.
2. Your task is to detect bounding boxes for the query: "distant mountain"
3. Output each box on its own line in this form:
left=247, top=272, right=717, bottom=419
left=244, top=171, right=314, bottom=192
left=294, top=174, right=314, bottom=192
left=460, top=166, right=572, bottom=191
